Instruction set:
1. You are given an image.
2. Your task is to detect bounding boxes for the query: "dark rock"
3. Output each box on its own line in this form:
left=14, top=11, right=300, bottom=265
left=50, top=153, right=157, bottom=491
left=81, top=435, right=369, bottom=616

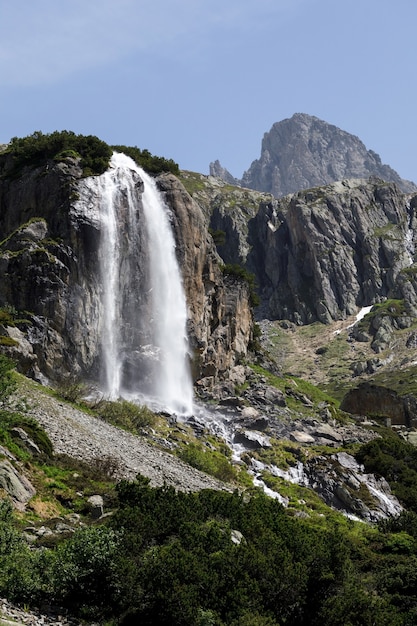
left=341, top=383, right=408, bottom=425
left=233, top=430, right=271, bottom=449
left=0, top=158, right=254, bottom=387
left=87, top=494, right=104, bottom=519
left=0, top=459, right=36, bottom=509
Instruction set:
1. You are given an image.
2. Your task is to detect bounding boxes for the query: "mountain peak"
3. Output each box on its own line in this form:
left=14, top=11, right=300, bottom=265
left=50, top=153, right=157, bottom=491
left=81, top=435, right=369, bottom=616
left=212, top=114, right=416, bottom=197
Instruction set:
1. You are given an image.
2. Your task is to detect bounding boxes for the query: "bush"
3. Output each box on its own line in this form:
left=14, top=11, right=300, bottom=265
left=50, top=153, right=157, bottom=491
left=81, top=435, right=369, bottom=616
left=54, top=378, right=88, bottom=403
left=112, top=144, right=179, bottom=175
left=5, top=130, right=112, bottom=177
left=178, top=442, right=237, bottom=482
left=356, top=434, right=417, bottom=512
left=52, top=526, right=121, bottom=617
left=0, top=355, right=16, bottom=403
left=96, top=399, right=155, bottom=433
left=222, top=263, right=260, bottom=307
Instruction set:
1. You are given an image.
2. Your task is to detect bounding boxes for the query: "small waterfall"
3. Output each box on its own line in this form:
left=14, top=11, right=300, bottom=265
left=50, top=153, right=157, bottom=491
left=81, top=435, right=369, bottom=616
left=96, top=152, right=193, bottom=415
left=405, top=200, right=415, bottom=266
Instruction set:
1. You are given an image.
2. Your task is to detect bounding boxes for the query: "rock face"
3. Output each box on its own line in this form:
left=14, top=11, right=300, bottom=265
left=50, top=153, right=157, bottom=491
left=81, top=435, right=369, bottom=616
left=341, top=383, right=417, bottom=428
left=156, top=174, right=253, bottom=380
left=211, top=113, right=416, bottom=197
left=0, top=155, right=253, bottom=386
left=185, top=169, right=417, bottom=325
left=248, top=178, right=417, bottom=323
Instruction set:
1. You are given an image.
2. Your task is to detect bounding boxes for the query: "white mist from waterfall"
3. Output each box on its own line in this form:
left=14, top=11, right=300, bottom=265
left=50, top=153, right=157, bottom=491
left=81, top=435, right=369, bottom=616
left=99, top=152, right=193, bottom=415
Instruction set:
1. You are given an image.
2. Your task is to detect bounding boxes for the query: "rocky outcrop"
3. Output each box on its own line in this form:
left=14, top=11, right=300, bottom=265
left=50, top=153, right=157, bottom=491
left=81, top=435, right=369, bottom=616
left=157, top=174, right=253, bottom=380
left=248, top=178, right=417, bottom=323
left=341, top=383, right=417, bottom=428
left=183, top=168, right=417, bottom=325
left=0, top=155, right=253, bottom=386
left=209, top=160, right=240, bottom=186
left=213, top=113, right=416, bottom=197
left=0, top=459, right=36, bottom=510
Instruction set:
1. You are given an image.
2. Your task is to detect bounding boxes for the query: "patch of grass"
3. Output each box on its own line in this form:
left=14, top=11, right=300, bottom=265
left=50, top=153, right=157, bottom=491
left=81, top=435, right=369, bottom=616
left=177, top=441, right=237, bottom=483
left=250, top=438, right=303, bottom=470
left=95, top=399, right=156, bottom=433
left=0, top=336, right=18, bottom=347
left=369, top=363, right=417, bottom=397
left=250, top=364, right=339, bottom=414
left=178, top=171, right=207, bottom=195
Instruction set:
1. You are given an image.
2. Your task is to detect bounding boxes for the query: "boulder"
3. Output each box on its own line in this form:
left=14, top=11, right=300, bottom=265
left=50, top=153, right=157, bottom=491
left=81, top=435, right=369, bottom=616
left=87, top=494, right=104, bottom=519
left=0, top=460, right=36, bottom=509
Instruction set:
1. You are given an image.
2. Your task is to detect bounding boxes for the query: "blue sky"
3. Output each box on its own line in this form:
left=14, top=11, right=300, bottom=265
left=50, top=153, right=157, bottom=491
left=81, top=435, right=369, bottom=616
left=1, top=0, right=416, bottom=182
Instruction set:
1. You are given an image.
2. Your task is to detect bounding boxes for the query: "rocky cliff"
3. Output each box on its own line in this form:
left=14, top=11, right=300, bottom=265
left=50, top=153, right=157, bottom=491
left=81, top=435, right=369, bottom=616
left=211, top=113, right=416, bottom=197
left=184, top=170, right=417, bottom=326
left=248, top=178, right=417, bottom=323
left=0, top=154, right=253, bottom=387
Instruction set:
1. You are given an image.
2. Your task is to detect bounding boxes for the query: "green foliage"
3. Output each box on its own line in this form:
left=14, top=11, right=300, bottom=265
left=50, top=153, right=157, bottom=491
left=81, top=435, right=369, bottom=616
left=96, top=399, right=156, bottom=433
left=356, top=433, right=417, bottom=512
left=0, top=304, right=19, bottom=326
left=51, top=526, right=121, bottom=618
left=54, top=378, right=88, bottom=404
left=0, top=355, right=16, bottom=404
left=0, top=411, right=53, bottom=459
left=209, top=227, right=227, bottom=246
left=112, top=144, right=179, bottom=175
left=4, top=130, right=112, bottom=177
left=222, top=263, right=260, bottom=307
left=177, top=442, right=237, bottom=482
left=3, top=473, right=417, bottom=623
left=0, top=336, right=18, bottom=347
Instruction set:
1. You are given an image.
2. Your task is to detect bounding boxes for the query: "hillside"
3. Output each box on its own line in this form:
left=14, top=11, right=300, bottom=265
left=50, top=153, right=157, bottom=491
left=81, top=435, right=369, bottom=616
left=2, top=130, right=417, bottom=623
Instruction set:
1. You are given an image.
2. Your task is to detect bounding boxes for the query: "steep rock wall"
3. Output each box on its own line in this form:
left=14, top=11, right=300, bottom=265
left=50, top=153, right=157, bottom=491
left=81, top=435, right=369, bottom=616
left=156, top=174, right=253, bottom=380
left=0, top=157, right=253, bottom=385
left=248, top=179, right=416, bottom=323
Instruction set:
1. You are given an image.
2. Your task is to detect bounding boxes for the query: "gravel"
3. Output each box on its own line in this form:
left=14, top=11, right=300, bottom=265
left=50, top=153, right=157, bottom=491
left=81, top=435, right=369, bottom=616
left=18, top=379, right=226, bottom=493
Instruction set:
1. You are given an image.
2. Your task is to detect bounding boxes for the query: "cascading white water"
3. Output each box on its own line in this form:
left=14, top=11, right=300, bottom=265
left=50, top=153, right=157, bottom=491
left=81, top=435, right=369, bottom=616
left=138, top=162, right=194, bottom=416
left=98, top=165, right=124, bottom=398
left=97, top=152, right=193, bottom=415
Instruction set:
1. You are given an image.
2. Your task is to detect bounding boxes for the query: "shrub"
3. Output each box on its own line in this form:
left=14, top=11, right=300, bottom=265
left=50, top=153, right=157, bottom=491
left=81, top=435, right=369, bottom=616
left=5, top=130, right=112, bottom=177
left=112, top=144, right=179, bottom=175
left=54, top=378, right=88, bottom=403
left=178, top=442, right=237, bottom=482
left=209, top=227, right=227, bottom=246
left=0, top=355, right=16, bottom=403
left=96, top=399, right=155, bottom=433
left=222, top=263, right=260, bottom=307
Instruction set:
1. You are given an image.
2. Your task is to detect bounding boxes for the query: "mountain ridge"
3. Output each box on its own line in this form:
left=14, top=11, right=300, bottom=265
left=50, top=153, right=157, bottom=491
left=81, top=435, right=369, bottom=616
left=210, top=113, right=417, bottom=196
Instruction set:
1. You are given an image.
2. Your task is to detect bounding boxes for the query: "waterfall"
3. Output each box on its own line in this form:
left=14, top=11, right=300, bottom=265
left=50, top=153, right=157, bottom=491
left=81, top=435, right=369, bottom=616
left=97, top=152, right=193, bottom=415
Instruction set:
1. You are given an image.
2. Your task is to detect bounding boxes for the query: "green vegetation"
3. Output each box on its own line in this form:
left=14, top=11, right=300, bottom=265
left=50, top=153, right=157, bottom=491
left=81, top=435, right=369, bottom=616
left=222, top=263, right=260, bottom=307
left=1, top=362, right=417, bottom=622
left=208, top=227, right=227, bottom=246
left=178, top=171, right=207, bottom=195
left=177, top=441, right=237, bottom=483
left=1, top=473, right=417, bottom=624
left=250, top=363, right=340, bottom=416
left=355, top=299, right=406, bottom=336
left=1, top=131, right=180, bottom=179
left=96, top=399, right=156, bottom=433
left=4, top=130, right=112, bottom=177
left=356, top=432, right=417, bottom=512
left=111, top=144, right=179, bottom=175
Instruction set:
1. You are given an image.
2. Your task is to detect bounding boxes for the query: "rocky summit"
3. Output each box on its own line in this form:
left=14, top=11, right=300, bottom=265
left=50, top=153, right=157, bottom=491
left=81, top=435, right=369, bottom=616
left=211, top=113, right=417, bottom=196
